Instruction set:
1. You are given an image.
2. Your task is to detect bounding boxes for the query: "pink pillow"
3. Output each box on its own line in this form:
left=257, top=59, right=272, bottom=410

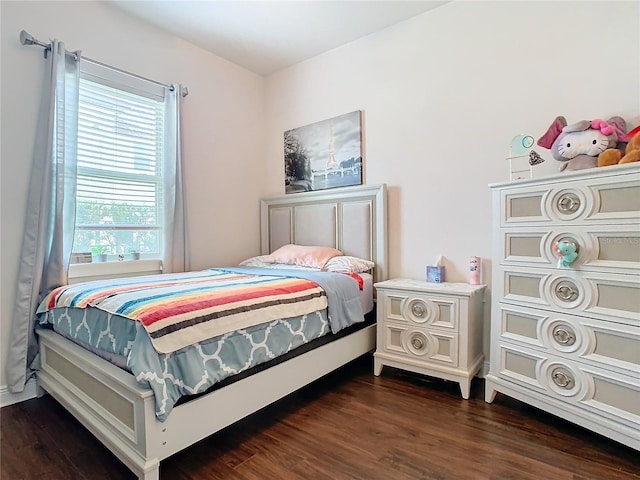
left=264, top=244, right=342, bottom=269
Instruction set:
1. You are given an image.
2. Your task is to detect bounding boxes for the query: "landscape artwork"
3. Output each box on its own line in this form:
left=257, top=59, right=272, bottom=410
left=284, top=110, right=363, bottom=194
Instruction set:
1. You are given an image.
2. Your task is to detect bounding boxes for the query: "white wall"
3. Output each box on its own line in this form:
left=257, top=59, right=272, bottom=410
left=0, top=1, right=266, bottom=396
left=264, top=0, right=639, bottom=356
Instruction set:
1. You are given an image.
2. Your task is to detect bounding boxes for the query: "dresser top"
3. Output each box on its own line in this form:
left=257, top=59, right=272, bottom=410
left=488, top=163, right=639, bottom=190
left=374, top=278, right=486, bottom=296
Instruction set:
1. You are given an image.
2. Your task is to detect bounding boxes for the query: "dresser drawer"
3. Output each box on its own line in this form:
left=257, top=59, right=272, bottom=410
left=495, top=304, right=640, bottom=376
left=379, top=290, right=459, bottom=331
left=496, top=266, right=640, bottom=325
left=497, top=172, right=640, bottom=227
left=499, top=226, right=640, bottom=275
left=491, top=344, right=640, bottom=430
left=380, top=321, right=458, bottom=367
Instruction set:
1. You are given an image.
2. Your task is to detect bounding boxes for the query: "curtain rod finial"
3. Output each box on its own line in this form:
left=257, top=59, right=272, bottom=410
left=20, top=30, right=35, bottom=46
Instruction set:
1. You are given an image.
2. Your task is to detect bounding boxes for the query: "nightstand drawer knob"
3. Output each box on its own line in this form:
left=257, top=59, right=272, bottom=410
left=552, top=326, right=576, bottom=346
left=411, top=303, right=426, bottom=318
left=411, top=336, right=425, bottom=350
left=551, top=369, right=575, bottom=389
left=555, top=281, right=579, bottom=302
left=557, top=194, right=580, bottom=214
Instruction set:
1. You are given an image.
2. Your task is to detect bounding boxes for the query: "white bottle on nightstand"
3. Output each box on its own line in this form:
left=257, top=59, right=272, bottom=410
left=469, top=256, right=481, bottom=285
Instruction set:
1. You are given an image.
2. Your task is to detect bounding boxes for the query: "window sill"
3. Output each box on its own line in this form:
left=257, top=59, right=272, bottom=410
left=68, top=259, right=163, bottom=282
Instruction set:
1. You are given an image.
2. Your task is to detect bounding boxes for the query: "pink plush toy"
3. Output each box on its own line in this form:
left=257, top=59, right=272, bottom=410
left=537, top=116, right=627, bottom=172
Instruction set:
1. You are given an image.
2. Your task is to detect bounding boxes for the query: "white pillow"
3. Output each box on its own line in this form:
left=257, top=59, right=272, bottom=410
left=239, top=255, right=320, bottom=271
left=323, top=255, right=375, bottom=273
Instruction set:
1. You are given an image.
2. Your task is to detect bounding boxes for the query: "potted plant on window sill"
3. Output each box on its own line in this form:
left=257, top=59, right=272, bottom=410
left=127, top=247, right=141, bottom=261
left=91, top=246, right=108, bottom=263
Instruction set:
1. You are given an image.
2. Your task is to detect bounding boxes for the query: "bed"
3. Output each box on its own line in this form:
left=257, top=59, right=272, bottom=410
left=35, top=183, right=387, bottom=480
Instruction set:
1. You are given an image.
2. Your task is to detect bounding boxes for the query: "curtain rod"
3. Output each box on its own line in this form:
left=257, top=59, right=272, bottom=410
left=19, top=30, right=188, bottom=97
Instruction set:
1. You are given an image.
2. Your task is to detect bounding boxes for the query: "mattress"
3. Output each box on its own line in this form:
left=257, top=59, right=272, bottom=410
left=359, top=272, right=374, bottom=314
left=37, top=268, right=372, bottom=421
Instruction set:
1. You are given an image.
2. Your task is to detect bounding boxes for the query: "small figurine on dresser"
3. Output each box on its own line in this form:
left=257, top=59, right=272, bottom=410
left=507, top=134, right=545, bottom=180
left=537, top=116, right=627, bottom=172
left=553, top=240, right=578, bottom=268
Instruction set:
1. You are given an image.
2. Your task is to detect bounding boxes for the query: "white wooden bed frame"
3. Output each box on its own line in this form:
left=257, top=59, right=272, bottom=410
left=36, top=184, right=387, bottom=480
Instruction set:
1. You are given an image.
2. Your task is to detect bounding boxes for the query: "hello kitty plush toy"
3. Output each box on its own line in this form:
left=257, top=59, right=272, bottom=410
left=537, top=116, right=627, bottom=171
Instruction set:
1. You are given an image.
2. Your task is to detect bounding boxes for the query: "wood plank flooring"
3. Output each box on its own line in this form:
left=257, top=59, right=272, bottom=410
left=2, top=355, right=639, bottom=480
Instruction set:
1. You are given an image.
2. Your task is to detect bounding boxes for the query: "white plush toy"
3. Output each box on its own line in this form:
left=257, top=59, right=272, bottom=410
left=537, top=116, right=627, bottom=171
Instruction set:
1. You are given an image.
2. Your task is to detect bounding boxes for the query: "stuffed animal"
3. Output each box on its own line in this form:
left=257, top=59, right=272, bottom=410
left=553, top=240, right=578, bottom=268
left=598, top=125, right=640, bottom=167
left=537, top=116, right=627, bottom=172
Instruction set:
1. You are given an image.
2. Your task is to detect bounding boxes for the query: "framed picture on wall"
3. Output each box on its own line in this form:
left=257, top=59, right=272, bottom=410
left=284, top=110, right=363, bottom=194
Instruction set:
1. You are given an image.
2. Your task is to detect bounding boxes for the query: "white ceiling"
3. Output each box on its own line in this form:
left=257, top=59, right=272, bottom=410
left=109, top=1, right=448, bottom=76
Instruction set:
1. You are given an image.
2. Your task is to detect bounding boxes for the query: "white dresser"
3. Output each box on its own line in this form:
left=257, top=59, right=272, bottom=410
left=486, top=164, right=640, bottom=450
left=374, top=279, right=486, bottom=399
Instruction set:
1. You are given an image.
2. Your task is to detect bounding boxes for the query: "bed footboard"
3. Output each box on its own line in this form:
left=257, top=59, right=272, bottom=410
left=36, top=323, right=376, bottom=479
left=37, top=328, right=160, bottom=480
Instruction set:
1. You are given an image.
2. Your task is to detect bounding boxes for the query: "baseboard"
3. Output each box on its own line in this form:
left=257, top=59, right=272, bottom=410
left=479, top=361, right=490, bottom=378
left=0, top=378, right=38, bottom=407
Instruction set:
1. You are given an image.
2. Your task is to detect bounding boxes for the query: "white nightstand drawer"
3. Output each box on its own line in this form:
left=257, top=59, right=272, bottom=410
left=382, top=291, right=458, bottom=330
left=381, top=321, right=458, bottom=367
left=495, top=304, right=640, bottom=376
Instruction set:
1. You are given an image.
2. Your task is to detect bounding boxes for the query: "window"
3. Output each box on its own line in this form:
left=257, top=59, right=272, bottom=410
left=72, top=61, right=167, bottom=262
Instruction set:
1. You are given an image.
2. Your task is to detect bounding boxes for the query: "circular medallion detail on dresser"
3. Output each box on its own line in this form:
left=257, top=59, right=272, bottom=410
left=538, top=360, right=592, bottom=399
left=539, top=317, right=590, bottom=355
left=547, top=188, right=588, bottom=221
left=543, top=275, right=590, bottom=311
left=552, top=324, right=576, bottom=345
left=544, top=232, right=599, bottom=266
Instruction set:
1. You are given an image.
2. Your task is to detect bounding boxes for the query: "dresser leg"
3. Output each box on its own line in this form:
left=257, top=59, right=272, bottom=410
left=459, top=380, right=471, bottom=399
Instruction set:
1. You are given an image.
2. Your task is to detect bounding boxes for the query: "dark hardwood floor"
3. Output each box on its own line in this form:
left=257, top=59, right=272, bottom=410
left=2, top=355, right=639, bottom=480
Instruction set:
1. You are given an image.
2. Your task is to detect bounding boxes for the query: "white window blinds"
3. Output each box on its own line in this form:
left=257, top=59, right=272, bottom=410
left=73, top=64, right=166, bottom=261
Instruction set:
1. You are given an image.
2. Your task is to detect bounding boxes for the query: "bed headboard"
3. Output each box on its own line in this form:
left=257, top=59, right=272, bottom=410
left=260, top=184, right=388, bottom=283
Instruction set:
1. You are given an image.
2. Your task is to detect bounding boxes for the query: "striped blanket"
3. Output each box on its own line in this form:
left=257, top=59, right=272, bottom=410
left=37, top=269, right=328, bottom=354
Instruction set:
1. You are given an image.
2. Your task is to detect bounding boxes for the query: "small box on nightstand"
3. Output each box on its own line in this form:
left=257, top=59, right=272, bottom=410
left=426, top=266, right=445, bottom=283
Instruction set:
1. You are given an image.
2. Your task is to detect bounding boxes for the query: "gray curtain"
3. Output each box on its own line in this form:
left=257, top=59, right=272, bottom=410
left=162, top=84, right=190, bottom=274
left=7, top=41, right=80, bottom=392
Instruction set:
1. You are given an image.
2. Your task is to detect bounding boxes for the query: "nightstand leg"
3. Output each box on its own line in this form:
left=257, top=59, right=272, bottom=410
left=459, top=380, right=471, bottom=399
left=485, top=382, right=497, bottom=403
left=373, top=358, right=383, bottom=376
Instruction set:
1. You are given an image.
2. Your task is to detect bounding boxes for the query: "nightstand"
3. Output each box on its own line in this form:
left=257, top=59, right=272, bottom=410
left=373, top=279, right=486, bottom=399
